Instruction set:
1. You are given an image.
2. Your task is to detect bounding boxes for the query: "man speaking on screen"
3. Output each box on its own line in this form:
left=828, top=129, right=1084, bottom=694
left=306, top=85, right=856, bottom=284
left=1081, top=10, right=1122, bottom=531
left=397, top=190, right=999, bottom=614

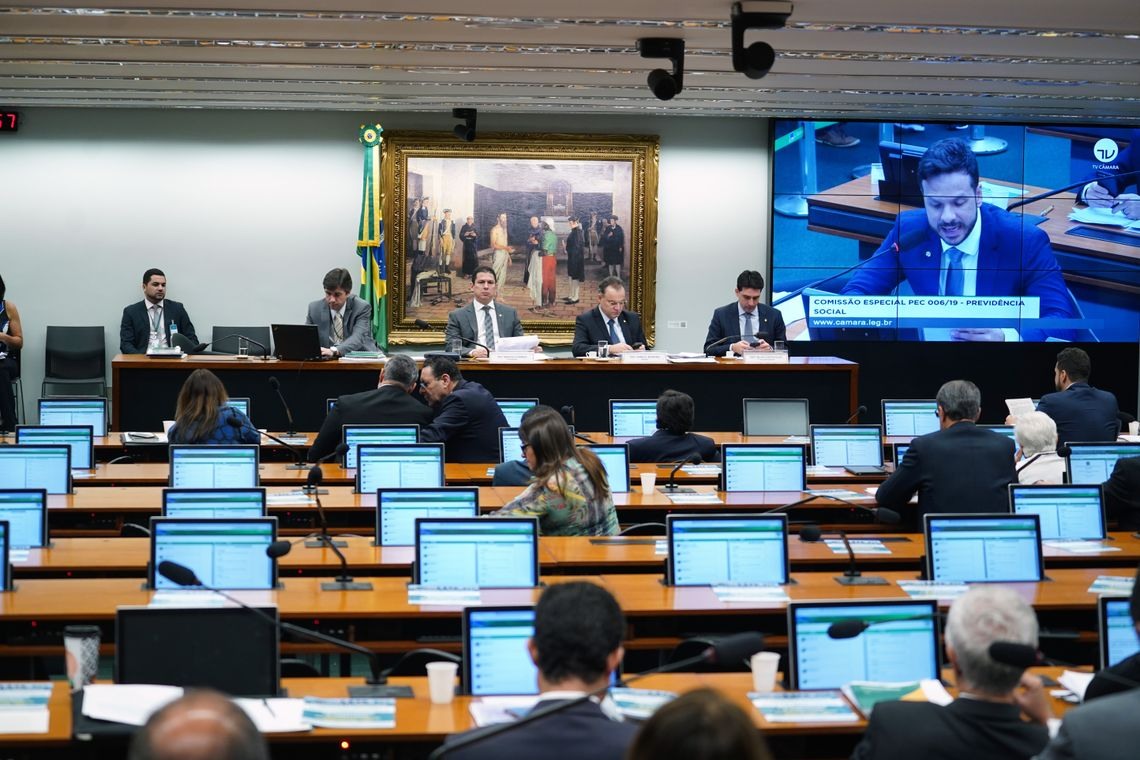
left=841, top=138, right=1073, bottom=341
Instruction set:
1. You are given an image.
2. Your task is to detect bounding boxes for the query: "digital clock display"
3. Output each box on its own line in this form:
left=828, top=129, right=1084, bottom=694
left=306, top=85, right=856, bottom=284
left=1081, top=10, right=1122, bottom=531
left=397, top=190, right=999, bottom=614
left=0, top=111, right=19, bottom=132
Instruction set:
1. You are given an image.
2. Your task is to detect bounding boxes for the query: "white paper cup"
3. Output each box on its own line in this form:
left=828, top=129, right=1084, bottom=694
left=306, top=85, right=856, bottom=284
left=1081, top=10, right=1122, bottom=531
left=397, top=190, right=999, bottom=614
left=640, top=472, right=657, bottom=493
left=750, top=651, right=780, bottom=693
left=426, top=661, right=458, bottom=704
left=1130, top=421, right=1139, bottom=437
left=162, top=420, right=175, bottom=435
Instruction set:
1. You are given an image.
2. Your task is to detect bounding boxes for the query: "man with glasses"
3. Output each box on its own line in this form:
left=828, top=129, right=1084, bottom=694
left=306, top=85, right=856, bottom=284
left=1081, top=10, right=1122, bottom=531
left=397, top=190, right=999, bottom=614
left=419, top=356, right=508, bottom=462
left=703, top=269, right=785, bottom=356
left=571, top=276, right=647, bottom=357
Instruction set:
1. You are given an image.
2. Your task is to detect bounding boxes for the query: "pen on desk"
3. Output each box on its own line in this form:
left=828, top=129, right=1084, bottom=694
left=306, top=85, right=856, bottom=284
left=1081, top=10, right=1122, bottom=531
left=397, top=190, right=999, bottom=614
left=262, top=698, right=276, bottom=717
left=1041, top=204, right=1053, bottom=217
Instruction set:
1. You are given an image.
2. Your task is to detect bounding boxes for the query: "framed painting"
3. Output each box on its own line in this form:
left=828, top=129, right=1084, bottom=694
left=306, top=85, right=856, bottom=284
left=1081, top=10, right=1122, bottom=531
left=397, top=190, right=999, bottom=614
left=382, top=131, right=659, bottom=346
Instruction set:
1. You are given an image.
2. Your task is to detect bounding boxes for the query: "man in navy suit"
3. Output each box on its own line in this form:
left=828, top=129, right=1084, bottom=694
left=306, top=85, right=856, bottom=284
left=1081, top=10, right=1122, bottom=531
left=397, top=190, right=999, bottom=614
left=444, top=266, right=524, bottom=358
left=703, top=270, right=786, bottom=356
left=444, top=582, right=636, bottom=760
left=119, top=268, right=198, bottom=354
left=842, top=138, right=1073, bottom=342
left=627, top=390, right=719, bottom=464
left=571, top=277, right=647, bottom=357
left=1033, top=347, right=1120, bottom=445
left=418, top=356, right=507, bottom=462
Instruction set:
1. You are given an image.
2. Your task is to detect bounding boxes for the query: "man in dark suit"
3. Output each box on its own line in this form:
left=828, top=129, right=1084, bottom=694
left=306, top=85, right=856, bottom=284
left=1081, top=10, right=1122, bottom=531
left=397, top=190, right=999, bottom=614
left=571, top=277, right=647, bottom=357
left=307, top=355, right=433, bottom=462
left=1082, top=128, right=1140, bottom=221
left=444, top=266, right=524, bottom=358
left=876, top=379, right=1015, bottom=525
left=444, top=582, right=636, bottom=760
left=1033, top=347, right=1120, bottom=445
left=1082, top=564, right=1140, bottom=702
left=305, top=267, right=379, bottom=357
left=119, top=268, right=198, bottom=354
left=1035, top=689, right=1140, bottom=760
left=1105, top=455, right=1140, bottom=530
left=851, top=585, right=1050, bottom=760
left=842, top=138, right=1073, bottom=342
left=627, top=390, right=719, bottom=463
left=419, top=356, right=507, bottom=463
left=703, top=270, right=786, bottom=356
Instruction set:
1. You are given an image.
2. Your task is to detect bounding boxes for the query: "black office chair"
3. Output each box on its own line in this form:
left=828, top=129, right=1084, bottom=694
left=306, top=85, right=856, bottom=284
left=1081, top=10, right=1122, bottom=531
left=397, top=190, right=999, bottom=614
left=42, top=326, right=107, bottom=397
left=211, top=326, right=271, bottom=356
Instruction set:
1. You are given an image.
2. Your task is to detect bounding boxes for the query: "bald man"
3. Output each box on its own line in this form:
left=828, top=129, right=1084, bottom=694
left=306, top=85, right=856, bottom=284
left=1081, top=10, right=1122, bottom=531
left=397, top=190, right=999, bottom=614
left=128, top=689, right=268, bottom=760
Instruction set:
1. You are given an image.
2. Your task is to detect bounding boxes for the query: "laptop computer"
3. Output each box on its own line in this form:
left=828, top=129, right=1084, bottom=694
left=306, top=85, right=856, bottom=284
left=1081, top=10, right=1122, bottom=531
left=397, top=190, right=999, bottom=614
left=376, top=487, right=480, bottom=546
left=719, top=443, right=806, bottom=491
left=1008, top=484, right=1106, bottom=541
left=0, top=489, right=48, bottom=548
left=414, top=517, right=539, bottom=588
left=226, top=397, right=251, bottom=423
left=893, top=443, right=910, bottom=467
left=496, top=398, right=539, bottom=428
left=342, top=425, right=421, bottom=468
left=0, top=521, right=10, bottom=591
left=271, top=323, right=325, bottom=361
left=923, top=514, right=1045, bottom=583
left=810, top=424, right=885, bottom=473
left=666, top=514, right=790, bottom=586
left=609, top=399, right=658, bottom=438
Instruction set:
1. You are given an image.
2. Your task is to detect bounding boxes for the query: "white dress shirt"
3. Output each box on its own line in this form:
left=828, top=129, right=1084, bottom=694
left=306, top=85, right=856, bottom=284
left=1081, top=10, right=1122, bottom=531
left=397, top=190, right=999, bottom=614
left=598, top=307, right=626, bottom=344
left=938, top=211, right=982, bottom=296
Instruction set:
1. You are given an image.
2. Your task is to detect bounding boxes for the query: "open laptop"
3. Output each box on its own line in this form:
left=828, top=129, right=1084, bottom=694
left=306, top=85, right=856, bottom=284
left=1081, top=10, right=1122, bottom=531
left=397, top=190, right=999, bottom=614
left=168, top=445, right=259, bottom=488
left=376, top=487, right=480, bottom=546
left=1065, top=443, right=1140, bottom=485
left=609, top=399, right=657, bottom=438
left=1009, top=484, right=1106, bottom=541
left=150, top=517, right=277, bottom=590
left=810, top=424, right=885, bottom=474
left=923, top=514, right=1044, bottom=583
left=162, top=488, right=267, bottom=518
left=666, top=514, right=790, bottom=586
left=719, top=443, right=806, bottom=491
left=0, top=489, right=48, bottom=548
left=742, top=398, right=810, bottom=436
left=1099, top=596, right=1140, bottom=669
left=37, top=397, right=108, bottom=436
left=342, top=425, right=421, bottom=468
left=880, top=400, right=939, bottom=438
left=414, top=517, right=539, bottom=588
left=271, top=323, right=325, bottom=361
left=582, top=443, right=631, bottom=493
left=0, top=445, right=71, bottom=494
left=787, top=600, right=940, bottom=690
left=356, top=444, right=445, bottom=493
left=496, top=398, right=539, bottom=428
left=16, top=425, right=94, bottom=470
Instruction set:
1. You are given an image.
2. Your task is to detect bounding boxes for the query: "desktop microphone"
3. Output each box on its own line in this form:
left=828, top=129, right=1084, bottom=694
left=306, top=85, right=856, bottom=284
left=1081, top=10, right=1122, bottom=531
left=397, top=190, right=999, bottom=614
left=799, top=525, right=888, bottom=586
left=844, top=405, right=868, bottom=423
left=428, top=631, right=766, bottom=760
left=302, top=465, right=352, bottom=555
left=226, top=417, right=307, bottom=471
left=275, top=525, right=371, bottom=592
left=267, top=376, right=297, bottom=435
left=456, top=335, right=491, bottom=358
left=703, top=334, right=750, bottom=354
left=315, top=442, right=350, bottom=465
left=663, top=453, right=701, bottom=492
left=761, top=492, right=901, bottom=525
left=827, top=612, right=941, bottom=640
left=1006, top=169, right=1140, bottom=211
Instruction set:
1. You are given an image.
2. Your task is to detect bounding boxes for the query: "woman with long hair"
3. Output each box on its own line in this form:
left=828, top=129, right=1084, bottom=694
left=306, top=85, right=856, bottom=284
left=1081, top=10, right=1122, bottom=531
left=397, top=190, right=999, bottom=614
left=167, top=368, right=259, bottom=444
left=492, top=405, right=618, bottom=536
left=0, top=274, right=24, bottom=432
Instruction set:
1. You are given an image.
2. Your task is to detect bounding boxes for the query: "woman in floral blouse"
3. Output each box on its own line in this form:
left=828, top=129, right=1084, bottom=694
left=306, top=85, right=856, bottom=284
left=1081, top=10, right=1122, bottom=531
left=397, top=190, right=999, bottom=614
left=491, top=405, right=619, bottom=536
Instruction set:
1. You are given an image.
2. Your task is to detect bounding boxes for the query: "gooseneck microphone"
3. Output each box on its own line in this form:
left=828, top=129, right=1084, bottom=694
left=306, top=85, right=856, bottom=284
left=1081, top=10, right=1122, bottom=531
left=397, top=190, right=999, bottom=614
left=279, top=513, right=371, bottom=592
left=845, top=405, right=868, bottom=424
left=663, top=453, right=701, bottom=492
left=703, top=334, right=751, bottom=354
left=186, top=333, right=271, bottom=360
left=267, top=376, right=297, bottom=435
left=226, top=417, right=307, bottom=471
left=799, top=525, right=889, bottom=586
left=763, top=491, right=901, bottom=525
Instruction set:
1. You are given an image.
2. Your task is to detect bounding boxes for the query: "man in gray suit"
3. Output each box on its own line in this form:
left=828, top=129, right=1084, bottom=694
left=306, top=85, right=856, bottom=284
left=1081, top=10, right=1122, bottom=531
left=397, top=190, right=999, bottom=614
left=305, top=268, right=379, bottom=358
left=444, top=266, right=523, bottom=358
left=1033, top=690, right=1140, bottom=760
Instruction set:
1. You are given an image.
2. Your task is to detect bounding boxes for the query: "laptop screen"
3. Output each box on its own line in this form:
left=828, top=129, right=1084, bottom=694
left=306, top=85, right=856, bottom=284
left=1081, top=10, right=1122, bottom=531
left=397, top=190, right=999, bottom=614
left=1100, top=597, right=1140, bottom=669
left=16, top=425, right=94, bottom=470
left=169, top=445, right=259, bottom=488
left=810, top=425, right=884, bottom=467
left=496, top=399, right=538, bottom=428
left=720, top=444, right=806, bottom=491
left=415, top=518, right=538, bottom=588
left=226, top=397, right=251, bottom=422
left=37, top=397, right=107, bottom=435
left=151, top=518, right=277, bottom=590
left=463, top=607, right=540, bottom=696
left=0, top=489, right=48, bottom=548
left=0, top=522, right=9, bottom=590
left=0, top=446, right=71, bottom=494
left=893, top=444, right=910, bottom=467
left=609, top=400, right=657, bottom=437
left=584, top=444, right=630, bottom=493
left=116, top=606, right=280, bottom=697
left=162, top=488, right=267, bottom=519
left=788, top=601, right=940, bottom=690
left=742, top=398, right=810, bottom=436
left=881, top=400, right=939, bottom=437
left=377, top=487, right=480, bottom=546
left=1009, top=484, right=1105, bottom=540
left=667, top=515, right=789, bottom=585
left=925, top=514, right=1044, bottom=583
left=499, top=427, right=523, bottom=463
left=1066, top=443, right=1140, bottom=485
left=356, top=444, right=444, bottom=493
left=343, top=425, right=421, bottom=468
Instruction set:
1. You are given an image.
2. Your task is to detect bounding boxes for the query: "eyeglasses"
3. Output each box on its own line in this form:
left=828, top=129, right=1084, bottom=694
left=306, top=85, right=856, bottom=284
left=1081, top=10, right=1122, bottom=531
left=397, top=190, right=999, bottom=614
left=519, top=441, right=531, bottom=451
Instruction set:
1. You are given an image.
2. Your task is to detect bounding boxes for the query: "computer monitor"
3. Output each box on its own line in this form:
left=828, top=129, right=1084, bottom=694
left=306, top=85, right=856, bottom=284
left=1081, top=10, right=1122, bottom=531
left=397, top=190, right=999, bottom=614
left=356, top=444, right=445, bottom=493
left=1099, top=596, right=1140, bottom=670
left=609, top=399, right=657, bottom=438
left=666, top=514, right=789, bottom=586
left=37, top=397, right=107, bottom=435
left=880, top=400, right=939, bottom=438
left=719, top=444, right=806, bottom=491
left=0, top=489, right=48, bottom=548
left=876, top=140, right=925, bottom=204
left=0, top=521, right=10, bottom=590
left=1009, top=484, right=1105, bottom=540
left=168, top=445, right=259, bottom=488
left=16, top=425, right=94, bottom=470
left=810, top=425, right=884, bottom=467
left=979, top=424, right=1016, bottom=443
left=150, top=517, right=277, bottom=590
left=342, top=425, right=421, bottom=468
left=226, top=397, right=251, bottom=422
left=463, top=606, right=540, bottom=696
left=496, top=398, right=539, bottom=428
left=498, top=427, right=523, bottom=464
left=376, top=487, right=480, bottom=546
left=924, top=514, right=1044, bottom=583
left=0, top=445, right=71, bottom=494
left=742, top=398, right=810, bottom=436
left=116, top=606, right=280, bottom=697
left=583, top=444, right=630, bottom=493
left=1065, top=443, right=1140, bottom=485
left=787, top=600, right=940, bottom=690
left=326, top=397, right=338, bottom=413
left=415, top=517, right=539, bottom=588
left=893, top=443, right=910, bottom=467
left=162, top=488, right=267, bottom=519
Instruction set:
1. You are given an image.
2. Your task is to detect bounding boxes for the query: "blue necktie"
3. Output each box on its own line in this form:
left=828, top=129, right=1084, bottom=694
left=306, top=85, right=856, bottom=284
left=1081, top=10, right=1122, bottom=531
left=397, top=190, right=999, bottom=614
left=945, top=247, right=965, bottom=296
left=608, top=319, right=619, bottom=344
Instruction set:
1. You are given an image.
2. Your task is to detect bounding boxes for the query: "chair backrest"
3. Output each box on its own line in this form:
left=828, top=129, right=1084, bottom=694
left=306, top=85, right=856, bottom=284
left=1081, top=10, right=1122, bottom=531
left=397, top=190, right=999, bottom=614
left=211, top=326, right=271, bottom=356
left=43, top=326, right=105, bottom=381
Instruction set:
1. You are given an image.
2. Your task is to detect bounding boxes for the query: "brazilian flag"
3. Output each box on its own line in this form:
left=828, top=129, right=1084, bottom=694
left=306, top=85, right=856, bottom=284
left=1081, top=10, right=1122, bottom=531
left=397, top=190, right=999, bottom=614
left=357, top=124, right=387, bottom=350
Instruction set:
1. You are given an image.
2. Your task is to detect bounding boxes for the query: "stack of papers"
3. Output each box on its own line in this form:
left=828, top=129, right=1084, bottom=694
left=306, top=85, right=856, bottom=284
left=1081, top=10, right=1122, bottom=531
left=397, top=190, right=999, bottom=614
left=82, top=685, right=310, bottom=732
left=750, top=691, right=859, bottom=723
left=0, top=683, right=52, bottom=735
left=609, top=688, right=676, bottom=721
left=823, top=539, right=890, bottom=555
left=1088, top=575, right=1135, bottom=595
left=680, top=464, right=722, bottom=476
left=667, top=353, right=715, bottom=364
left=301, top=697, right=396, bottom=729
left=665, top=492, right=721, bottom=505
left=1043, top=540, right=1121, bottom=554
left=840, top=679, right=952, bottom=717
left=712, top=584, right=789, bottom=603
left=1069, top=206, right=1140, bottom=230
left=407, top=586, right=481, bottom=606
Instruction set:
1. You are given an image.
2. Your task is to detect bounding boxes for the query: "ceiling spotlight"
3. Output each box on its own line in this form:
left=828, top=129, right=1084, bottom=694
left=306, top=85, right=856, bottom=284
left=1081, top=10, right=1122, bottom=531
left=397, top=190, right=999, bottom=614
left=731, top=1, right=792, bottom=80
left=452, top=107, right=476, bottom=142
left=638, top=38, right=685, bottom=101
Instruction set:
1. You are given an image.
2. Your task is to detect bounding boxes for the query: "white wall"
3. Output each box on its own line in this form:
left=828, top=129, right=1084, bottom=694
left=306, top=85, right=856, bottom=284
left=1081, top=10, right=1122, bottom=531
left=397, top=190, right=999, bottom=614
left=0, top=108, right=769, bottom=408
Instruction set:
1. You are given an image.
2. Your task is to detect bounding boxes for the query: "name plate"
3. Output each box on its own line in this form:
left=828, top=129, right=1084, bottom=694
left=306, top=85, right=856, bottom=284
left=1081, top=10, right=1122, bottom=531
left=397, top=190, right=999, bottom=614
left=742, top=350, right=789, bottom=364
left=619, top=351, right=670, bottom=364
left=489, top=351, right=537, bottom=363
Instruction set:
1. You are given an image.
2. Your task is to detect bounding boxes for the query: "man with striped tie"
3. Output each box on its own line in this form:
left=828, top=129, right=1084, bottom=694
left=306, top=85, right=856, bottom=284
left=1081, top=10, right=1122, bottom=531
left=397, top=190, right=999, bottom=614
left=444, top=266, right=524, bottom=359
left=305, top=267, right=378, bottom=358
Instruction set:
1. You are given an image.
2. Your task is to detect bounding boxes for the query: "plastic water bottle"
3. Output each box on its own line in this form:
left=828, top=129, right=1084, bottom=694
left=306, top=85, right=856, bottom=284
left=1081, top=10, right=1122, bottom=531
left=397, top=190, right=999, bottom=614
left=169, top=322, right=178, bottom=349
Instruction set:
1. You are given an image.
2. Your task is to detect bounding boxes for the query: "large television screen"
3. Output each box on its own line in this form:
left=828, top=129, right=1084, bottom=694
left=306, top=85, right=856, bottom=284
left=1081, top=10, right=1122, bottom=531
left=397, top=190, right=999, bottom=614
left=770, top=121, right=1140, bottom=343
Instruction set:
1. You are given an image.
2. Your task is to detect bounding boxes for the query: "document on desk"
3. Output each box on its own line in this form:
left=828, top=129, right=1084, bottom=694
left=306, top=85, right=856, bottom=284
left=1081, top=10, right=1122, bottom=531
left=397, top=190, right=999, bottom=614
left=1088, top=575, right=1135, bottom=595
left=823, top=539, right=890, bottom=555
left=680, top=464, right=722, bottom=476
left=407, top=585, right=481, bottom=606
left=148, top=590, right=226, bottom=608
left=301, top=697, right=396, bottom=729
left=0, top=683, right=52, bottom=734
left=609, top=688, right=676, bottom=721
left=1069, top=206, right=1140, bottom=230
left=897, top=580, right=969, bottom=600
left=9, top=549, right=30, bottom=564
left=1058, top=670, right=1095, bottom=702
left=1043, top=540, right=1121, bottom=554
left=712, top=584, right=789, bottom=603
left=266, top=493, right=316, bottom=506
left=234, top=698, right=310, bottom=733
left=665, top=492, right=722, bottom=504
left=469, top=696, right=539, bottom=726
left=82, top=684, right=184, bottom=726
left=750, top=691, right=859, bottom=723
